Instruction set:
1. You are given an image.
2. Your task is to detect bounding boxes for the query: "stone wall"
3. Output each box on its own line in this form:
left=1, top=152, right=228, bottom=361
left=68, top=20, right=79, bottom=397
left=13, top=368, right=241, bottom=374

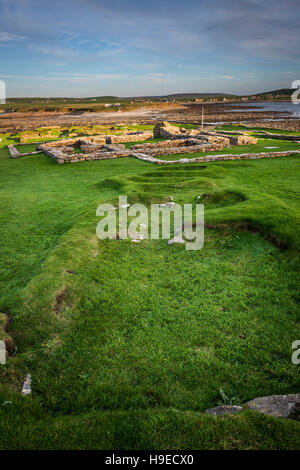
left=36, top=141, right=300, bottom=165
left=205, top=135, right=231, bottom=146
left=239, top=121, right=300, bottom=133
left=8, top=144, right=21, bottom=158
left=139, top=149, right=300, bottom=165
left=111, top=131, right=152, bottom=143
left=153, top=121, right=183, bottom=138
left=132, top=138, right=204, bottom=150
left=132, top=143, right=222, bottom=156
left=228, top=135, right=258, bottom=145
left=203, top=132, right=257, bottom=146
left=37, top=131, right=152, bottom=149
left=39, top=143, right=131, bottom=164
left=8, top=144, right=43, bottom=158
left=252, top=132, right=300, bottom=142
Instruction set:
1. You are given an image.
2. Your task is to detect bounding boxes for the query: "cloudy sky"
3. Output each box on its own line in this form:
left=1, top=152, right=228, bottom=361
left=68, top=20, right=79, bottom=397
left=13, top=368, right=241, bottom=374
left=0, top=0, right=299, bottom=97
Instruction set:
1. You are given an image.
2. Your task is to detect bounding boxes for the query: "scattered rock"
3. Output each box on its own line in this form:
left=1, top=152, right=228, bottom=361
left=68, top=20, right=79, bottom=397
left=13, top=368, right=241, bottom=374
left=65, top=269, right=77, bottom=275
left=205, top=405, right=243, bottom=416
left=0, top=340, right=5, bottom=365
left=21, top=374, right=32, bottom=395
left=131, top=233, right=144, bottom=243
left=159, top=201, right=176, bottom=208
left=246, top=394, right=300, bottom=419
left=168, top=236, right=185, bottom=246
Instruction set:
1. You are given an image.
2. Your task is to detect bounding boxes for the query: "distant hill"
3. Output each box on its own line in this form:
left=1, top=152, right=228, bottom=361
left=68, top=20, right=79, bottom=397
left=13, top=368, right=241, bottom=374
left=4, top=89, right=297, bottom=110
left=6, top=89, right=297, bottom=102
left=164, top=92, right=239, bottom=99
left=252, top=88, right=297, bottom=98
left=85, top=96, right=119, bottom=100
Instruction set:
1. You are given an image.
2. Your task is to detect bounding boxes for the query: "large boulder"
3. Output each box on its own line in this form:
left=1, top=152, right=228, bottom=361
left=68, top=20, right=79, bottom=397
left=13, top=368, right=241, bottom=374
left=246, top=394, right=300, bottom=419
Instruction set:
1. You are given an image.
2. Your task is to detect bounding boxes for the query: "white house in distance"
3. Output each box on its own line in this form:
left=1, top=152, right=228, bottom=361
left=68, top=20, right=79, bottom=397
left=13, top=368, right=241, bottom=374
left=104, top=103, right=121, bottom=107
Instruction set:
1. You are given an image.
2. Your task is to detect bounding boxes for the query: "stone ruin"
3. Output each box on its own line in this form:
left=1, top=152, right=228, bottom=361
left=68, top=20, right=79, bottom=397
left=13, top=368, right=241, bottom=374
left=11, top=121, right=300, bottom=166
left=31, top=123, right=258, bottom=165
left=153, top=121, right=257, bottom=146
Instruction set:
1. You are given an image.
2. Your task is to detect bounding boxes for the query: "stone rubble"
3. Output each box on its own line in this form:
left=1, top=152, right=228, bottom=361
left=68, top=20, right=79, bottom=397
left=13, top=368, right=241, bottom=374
left=168, top=236, right=185, bottom=245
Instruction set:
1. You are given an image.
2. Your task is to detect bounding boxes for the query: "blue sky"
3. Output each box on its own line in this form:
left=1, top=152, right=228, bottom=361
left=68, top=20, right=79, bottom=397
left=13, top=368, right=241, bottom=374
left=0, top=0, right=299, bottom=97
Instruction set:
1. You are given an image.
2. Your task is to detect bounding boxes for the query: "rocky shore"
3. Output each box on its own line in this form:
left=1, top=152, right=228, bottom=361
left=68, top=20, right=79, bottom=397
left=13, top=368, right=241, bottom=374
left=1, top=102, right=300, bottom=134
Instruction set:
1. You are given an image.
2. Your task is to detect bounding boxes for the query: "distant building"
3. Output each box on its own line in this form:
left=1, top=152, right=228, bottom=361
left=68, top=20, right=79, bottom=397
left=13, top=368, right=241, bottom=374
left=104, top=103, right=121, bottom=107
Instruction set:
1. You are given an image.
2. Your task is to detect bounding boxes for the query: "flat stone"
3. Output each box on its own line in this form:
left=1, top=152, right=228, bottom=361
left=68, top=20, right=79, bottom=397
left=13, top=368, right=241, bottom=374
left=168, top=237, right=185, bottom=245
left=159, top=202, right=176, bottom=207
left=246, top=394, right=300, bottom=419
left=205, top=405, right=243, bottom=416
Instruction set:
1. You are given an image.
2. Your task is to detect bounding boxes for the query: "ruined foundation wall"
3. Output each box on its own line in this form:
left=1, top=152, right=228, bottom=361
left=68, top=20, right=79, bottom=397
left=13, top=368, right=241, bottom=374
left=132, top=143, right=223, bottom=156
left=39, top=131, right=153, bottom=149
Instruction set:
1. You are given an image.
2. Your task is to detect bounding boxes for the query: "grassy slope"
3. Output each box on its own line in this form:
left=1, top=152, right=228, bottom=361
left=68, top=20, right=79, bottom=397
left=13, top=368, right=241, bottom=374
left=0, top=134, right=299, bottom=449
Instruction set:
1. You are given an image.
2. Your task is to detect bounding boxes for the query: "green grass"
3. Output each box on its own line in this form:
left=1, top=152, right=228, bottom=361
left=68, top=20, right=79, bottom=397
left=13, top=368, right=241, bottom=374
left=123, top=138, right=165, bottom=149
left=219, top=125, right=300, bottom=136
left=17, top=143, right=39, bottom=153
left=171, top=123, right=200, bottom=130
left=0, top=132, right=299, bottom=449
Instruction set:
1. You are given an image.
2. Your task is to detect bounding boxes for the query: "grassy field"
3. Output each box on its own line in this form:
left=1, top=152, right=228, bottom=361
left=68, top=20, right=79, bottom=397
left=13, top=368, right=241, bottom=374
left=0, top=133, right=299, bottom=449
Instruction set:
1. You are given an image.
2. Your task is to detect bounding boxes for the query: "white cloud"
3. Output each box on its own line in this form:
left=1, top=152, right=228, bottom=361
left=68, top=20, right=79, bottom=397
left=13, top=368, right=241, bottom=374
left=0, top=32, right=26, bottom=42
left=35, top=46, right=77, bottom=57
